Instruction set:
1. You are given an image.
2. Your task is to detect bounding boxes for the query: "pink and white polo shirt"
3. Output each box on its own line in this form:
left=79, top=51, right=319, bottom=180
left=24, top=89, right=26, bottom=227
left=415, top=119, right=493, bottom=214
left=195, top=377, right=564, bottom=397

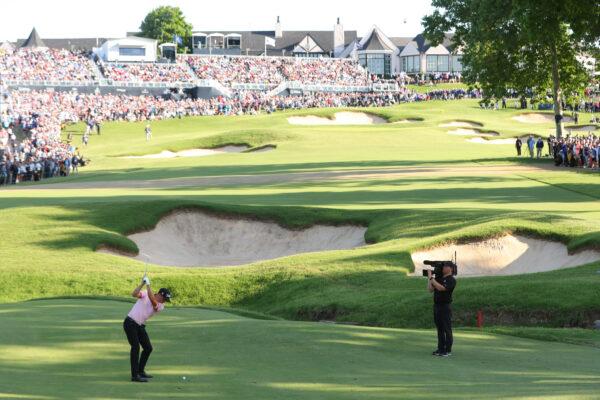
left=127, top=290, right=164, bottom=325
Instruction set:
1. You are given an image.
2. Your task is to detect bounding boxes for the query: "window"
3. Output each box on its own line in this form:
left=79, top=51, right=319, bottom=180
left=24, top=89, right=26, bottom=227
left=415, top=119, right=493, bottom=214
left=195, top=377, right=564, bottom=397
left=359, top=53, right=391, bottom=77
left=227, top=37, right=241, bottom=48
left=193, top=36, right=206, bottom=49
left=452, top=55, right=463, bottom=72
left=119, top=47, right=145, bottom=57
left=294, top=53, right=325, bottom=58
left=401, top=56, right=420, bottom=73
left=426, top=55, right=450, bottom=72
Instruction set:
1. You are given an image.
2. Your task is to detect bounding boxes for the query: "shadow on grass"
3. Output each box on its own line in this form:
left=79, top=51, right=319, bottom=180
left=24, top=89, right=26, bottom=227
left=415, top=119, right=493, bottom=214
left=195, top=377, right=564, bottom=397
left=1, top=299, right=599, bottom=399
left=38, top=157, right=560, bottom=185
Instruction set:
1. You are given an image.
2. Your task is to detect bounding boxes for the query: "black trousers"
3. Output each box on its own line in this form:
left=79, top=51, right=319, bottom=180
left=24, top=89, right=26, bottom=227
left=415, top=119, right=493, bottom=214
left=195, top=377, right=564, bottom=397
left=433, top=303, right=453, bottom=353
left=123, top=317, right=153, bottom=377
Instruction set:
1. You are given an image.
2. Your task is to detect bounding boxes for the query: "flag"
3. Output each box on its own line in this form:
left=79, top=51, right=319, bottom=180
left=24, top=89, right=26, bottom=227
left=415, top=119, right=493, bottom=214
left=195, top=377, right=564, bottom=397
left=173, top=34, right=183, bottom=45
left=265, top=36, right=276, bottom=47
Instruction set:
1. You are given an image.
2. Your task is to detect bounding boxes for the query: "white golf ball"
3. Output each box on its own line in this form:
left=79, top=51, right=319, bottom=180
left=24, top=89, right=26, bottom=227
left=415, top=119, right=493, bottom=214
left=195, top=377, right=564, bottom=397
left=182, top=376, right=186, bottom=380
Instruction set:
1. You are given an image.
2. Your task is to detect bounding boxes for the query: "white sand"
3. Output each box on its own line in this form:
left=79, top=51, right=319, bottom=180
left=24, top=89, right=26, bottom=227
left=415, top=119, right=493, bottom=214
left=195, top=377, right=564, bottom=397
left=566, top=125, right=598, bottom=132
left=411, top=235, right=600, bottom=277
left=287, top=112, right=387, bottom=125
left=512, top=113, right=573, bottom=124
left=448, top=128, right=480, bottom=136
left=392, top=119, right=420, bottom=124
left=448, top=129, right=498, bottom=137
left=439, top=121, right=482, bottom=128
left=124, top=145, right=249, bottom=159
left=99, top=211, right=367, bottom=267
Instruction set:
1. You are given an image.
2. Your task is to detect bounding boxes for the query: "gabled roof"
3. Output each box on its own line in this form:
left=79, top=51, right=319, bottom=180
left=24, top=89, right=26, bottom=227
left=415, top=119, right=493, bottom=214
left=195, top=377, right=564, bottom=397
left=412, top=33, right=456, bottom=53
left=338, top=38, right=360, bottom=59
left=358, top=26, right=397, bottom=53
left=196, top=30, right=357, bottom=55
left=389, top=36, right=413, bottom=52
left=292, top=34, right=325, bottom=53
left=15, top=37, right=111, bottom=51
left=20, top=27, right=46, bottom=48
left=362, top=30, right=387, bottom=51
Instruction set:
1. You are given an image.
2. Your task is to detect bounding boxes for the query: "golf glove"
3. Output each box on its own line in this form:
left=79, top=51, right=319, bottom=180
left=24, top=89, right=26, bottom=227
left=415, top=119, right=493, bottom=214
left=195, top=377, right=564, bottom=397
left=143, top=276, right=151, bottom=286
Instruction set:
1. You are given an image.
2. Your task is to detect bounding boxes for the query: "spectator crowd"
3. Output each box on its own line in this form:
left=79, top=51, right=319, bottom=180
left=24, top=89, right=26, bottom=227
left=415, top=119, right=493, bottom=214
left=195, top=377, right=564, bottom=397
left=0, top=48, right=98, bottom=82
left=100, top=61, right=195, bottom=84
left=549, top=134, right=600, bottom=169
left=181, top=55, right=369, bottom=87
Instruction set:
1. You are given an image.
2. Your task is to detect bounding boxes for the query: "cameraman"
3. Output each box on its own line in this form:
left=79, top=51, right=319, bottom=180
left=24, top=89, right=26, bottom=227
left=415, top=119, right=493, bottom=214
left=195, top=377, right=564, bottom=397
left=427, top=263, right=457, bottom=357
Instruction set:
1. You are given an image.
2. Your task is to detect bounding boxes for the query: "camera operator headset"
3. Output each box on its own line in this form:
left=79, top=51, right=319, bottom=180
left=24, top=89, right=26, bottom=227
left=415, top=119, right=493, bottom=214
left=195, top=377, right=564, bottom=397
left=427, top=262, right=457, bottom=357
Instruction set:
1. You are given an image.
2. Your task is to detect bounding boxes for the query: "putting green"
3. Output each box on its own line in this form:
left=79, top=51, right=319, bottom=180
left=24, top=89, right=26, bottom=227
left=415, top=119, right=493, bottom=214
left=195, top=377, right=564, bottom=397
left=0, top=299, right=599, bottom=400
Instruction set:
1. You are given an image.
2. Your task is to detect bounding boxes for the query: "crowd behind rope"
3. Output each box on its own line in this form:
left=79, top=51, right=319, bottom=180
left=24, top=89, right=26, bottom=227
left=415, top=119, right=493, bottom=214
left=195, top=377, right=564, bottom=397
left=0, top=86, right=485, bottom=186
left=548, top=134, right=600, bottom=169
left=0, top=91, right=85, bottom=185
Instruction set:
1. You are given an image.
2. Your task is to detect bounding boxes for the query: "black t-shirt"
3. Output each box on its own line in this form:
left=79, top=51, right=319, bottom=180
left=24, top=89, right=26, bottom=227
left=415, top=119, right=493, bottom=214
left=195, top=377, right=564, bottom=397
left=433, top=275, right=456, bottom=304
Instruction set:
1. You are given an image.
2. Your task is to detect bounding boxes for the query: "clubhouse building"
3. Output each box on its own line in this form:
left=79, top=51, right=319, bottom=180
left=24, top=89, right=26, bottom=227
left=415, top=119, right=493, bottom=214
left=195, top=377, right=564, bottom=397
left=188, top=19, right=464, bottom=78
left=10, top=18, right=465, bottom=78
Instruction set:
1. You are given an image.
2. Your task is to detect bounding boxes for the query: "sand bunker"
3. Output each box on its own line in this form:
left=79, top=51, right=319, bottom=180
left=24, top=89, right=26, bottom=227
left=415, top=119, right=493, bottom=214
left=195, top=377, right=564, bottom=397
left=411, top=235, right=600, bottom=277
left=448, top=129, right=499, bottom=137
left=124, top=145, right=250, bottom=159
left=512, top=113, right=573, bottom=124
left=565, top=125, right=598, bottom=132
left=100, top=211, right=367, bottom=267
left=287, top=112, right=387, bottom=125
left=439, top=121, right=483, bottom=128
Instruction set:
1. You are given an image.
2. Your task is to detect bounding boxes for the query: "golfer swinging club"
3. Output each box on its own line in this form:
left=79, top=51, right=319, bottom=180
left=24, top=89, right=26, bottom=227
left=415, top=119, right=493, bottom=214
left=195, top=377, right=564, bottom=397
left=123, top=274, right=171, bottom=382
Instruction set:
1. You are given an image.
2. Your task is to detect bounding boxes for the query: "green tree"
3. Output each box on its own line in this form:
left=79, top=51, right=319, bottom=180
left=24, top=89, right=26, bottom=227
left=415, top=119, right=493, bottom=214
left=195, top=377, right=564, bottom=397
left=140, top=6, right=193, bottom=54
left=423, top=0, right=600, bottom=138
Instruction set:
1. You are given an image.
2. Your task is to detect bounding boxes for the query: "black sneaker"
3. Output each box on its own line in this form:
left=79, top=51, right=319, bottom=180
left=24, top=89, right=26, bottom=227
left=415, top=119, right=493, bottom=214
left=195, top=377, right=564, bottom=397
left=131, top=375, right=148, bottom=383
left=140, top=372, right=153, bottom=379
left=432, top=350, right=442, bottom=356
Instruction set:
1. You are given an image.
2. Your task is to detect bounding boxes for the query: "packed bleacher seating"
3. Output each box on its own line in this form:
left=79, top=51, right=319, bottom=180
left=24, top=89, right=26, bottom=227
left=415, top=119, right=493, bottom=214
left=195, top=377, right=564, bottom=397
left=0, top=48, right=97, bottom=83
left=100, top=61, right=195, bottom=83
left=280, top=57, right=369, bottom=86
left=181, top=55, right=369, bottom=87
left=183, top=56, right=284, bottom=86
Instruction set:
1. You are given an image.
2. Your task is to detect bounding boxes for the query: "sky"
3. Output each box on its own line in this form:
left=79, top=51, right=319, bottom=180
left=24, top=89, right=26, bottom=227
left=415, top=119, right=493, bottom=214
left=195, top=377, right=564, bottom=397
left=0, top=0, right=434, bottom=42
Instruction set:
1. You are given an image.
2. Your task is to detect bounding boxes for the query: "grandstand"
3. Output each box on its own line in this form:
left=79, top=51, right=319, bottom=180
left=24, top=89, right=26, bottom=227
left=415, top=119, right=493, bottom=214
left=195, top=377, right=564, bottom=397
left=0, top=30, right=385, bottom=96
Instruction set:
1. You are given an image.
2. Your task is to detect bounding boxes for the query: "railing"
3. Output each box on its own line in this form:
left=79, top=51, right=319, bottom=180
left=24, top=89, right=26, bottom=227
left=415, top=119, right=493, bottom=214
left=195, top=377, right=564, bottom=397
left=372, top=82, right=400, bottom=92
left=1, top=77, right=395, bottom=96
left=231, top=83, right=278, bottom=91
left=2, top=79, right=98, bottom=87
left=106, top=81, right=197, bottom=89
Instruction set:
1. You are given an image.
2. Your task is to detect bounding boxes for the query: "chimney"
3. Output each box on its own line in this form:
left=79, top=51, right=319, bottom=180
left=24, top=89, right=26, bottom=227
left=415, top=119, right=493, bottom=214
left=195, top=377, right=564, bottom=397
left=275, top=16, right=283, bottom=39
left=333, top=17, right=345, bottom=58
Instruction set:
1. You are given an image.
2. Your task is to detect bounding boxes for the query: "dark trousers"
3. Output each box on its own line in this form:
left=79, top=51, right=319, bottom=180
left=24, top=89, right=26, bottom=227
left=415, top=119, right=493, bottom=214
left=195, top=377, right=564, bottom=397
left=123, top=317, right=153, bottom=377
left=433, top=303, right=453, bottom=353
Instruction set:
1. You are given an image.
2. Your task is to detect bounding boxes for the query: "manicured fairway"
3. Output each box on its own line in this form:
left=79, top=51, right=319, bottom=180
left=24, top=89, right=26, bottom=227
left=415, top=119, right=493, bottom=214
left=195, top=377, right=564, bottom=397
left=1, top=100, right=599, bottom=329
left=1, top=299, right=599, bottom=400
